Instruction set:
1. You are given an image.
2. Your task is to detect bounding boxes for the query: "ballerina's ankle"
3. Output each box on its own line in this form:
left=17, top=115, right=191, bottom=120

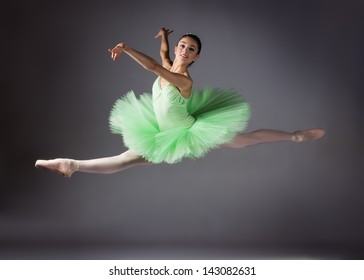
left=60, top=158, right=79, bottom=177
left=292, top=133, right=304, bottom=142
left=73, top=160, right=80, bottom=171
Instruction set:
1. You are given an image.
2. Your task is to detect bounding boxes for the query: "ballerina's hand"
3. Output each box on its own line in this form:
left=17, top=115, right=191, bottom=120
left=108, top=43, right=126, bottom=61
left=154, top=27, right=173, bottom=39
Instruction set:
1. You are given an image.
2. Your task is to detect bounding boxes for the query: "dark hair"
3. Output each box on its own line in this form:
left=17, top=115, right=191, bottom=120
left=178, top=33, right=202, bottom=55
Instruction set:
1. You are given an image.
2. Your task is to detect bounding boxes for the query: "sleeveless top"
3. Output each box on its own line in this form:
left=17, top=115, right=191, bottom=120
left=152, top=76, right=195, bottom=130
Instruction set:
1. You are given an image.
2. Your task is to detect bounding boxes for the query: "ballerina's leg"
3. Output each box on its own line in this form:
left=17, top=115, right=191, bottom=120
left=222, top=128, right=325, bottom=148
left=78, top=150, right=151, bottom=174
left=35, top=150, right=151, bottom=177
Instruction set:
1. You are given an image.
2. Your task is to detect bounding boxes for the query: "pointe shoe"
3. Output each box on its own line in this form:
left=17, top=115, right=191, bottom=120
left=35, top=158, right=79, bottom=178
left=292, top=128, right=326, bottom=142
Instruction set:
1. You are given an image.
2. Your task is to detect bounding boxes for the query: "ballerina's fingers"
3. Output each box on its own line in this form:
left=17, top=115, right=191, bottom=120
left=108, top=46, right=123, bottom=61
left=155, top=28, right=173, bottom=38
left=108, top=49, right=114, bottom=59
left=112, top=50, right=119, bottom=60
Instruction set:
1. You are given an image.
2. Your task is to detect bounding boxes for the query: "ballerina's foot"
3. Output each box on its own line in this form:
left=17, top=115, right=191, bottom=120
left=35, top=158, right=79, bottom=178
left=292, top=128, right=326, bottom=142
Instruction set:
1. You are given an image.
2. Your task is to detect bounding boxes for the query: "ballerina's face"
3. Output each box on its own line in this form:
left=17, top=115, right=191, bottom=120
left=174, top=36, right=200, bottom=65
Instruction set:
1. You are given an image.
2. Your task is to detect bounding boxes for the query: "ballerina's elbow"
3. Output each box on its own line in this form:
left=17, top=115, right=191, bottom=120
left=145, top=60, right=159, bottom=71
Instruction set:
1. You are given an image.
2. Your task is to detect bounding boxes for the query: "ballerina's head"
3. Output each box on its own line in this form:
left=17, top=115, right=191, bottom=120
left=174, top=33, right=202, bottom=66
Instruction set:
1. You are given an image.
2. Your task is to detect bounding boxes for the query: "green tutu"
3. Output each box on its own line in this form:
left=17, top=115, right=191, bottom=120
left=109, top=82, right=251, bottom=163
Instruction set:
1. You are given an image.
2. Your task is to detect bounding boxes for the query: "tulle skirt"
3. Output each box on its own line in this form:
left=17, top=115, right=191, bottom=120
left=109, top=87, right=251, bottom=163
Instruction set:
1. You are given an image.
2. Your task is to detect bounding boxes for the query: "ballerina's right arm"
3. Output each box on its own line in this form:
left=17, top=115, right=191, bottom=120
left=154, top=28, right=173, bottom=69
left=108, top=43, right=192, bottom=98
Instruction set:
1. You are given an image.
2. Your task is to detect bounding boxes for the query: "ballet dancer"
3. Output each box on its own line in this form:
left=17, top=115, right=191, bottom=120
left=35, top=28, right=325, bottom=177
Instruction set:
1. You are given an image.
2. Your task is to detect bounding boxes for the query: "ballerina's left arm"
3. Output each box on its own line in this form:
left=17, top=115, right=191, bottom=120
left=108, top=43, right=192, bottom=97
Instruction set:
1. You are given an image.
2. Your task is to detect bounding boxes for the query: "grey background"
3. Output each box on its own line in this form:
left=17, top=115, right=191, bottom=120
left=1, top=0, right=363, bottom=259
